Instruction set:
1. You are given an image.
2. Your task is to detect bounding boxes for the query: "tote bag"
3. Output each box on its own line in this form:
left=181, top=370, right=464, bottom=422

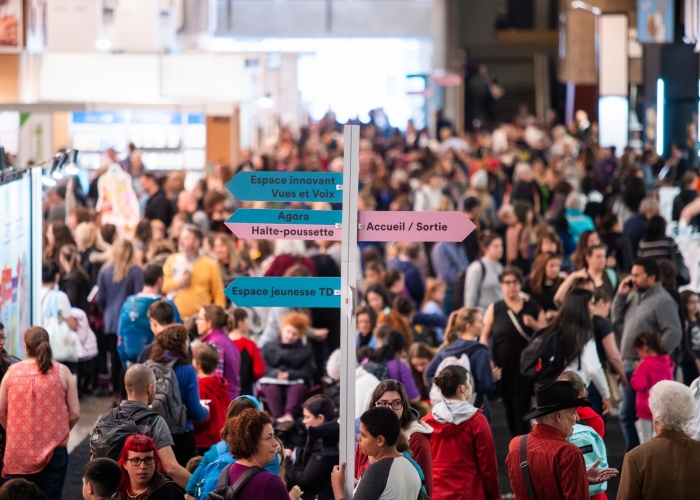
left=43, top=291, right=80, bottom=363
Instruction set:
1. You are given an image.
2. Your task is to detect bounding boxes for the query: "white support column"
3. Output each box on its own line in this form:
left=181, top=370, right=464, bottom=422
left=339, top=124, right=359, bottom=497
left=31, top=167, right=44, bottom=333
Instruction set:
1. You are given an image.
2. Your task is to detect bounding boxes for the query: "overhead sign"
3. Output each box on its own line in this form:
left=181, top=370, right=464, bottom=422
left=225, top=277, right=341, bottom=308
left=358, top=211, right=476, bottom=242
left=227, top=172, right=343, bottom=202
left=227, top=209, right=342, bottom=241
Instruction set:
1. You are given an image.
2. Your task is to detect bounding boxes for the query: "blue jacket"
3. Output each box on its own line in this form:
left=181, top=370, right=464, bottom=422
left=97, top=265, right=144, bottom=334
left=387, top=258, right=425, bottom=305
left=172, top=362, right=209, bottom=431
left=425, top=339, right=495, bottom=419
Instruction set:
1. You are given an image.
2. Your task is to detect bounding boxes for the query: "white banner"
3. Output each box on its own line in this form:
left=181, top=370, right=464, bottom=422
left=18, top=112, right=53, bottom=168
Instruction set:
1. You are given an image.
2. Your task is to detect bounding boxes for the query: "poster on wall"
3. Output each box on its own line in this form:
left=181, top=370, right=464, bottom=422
left=638, top=0, right=674, bottom=43
left=18, top=113, right=53, bottom=169
left=0, top=176, right=32, bottom=358
left=0, top=0, right=22, bottom=52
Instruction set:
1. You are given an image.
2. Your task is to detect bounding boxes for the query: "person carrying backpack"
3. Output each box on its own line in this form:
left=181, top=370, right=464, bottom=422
left=425, top=307, right=497, bottom=420
left=89, top=364, right=191, bottom=488
left=117, top=264, right=181, bottom=369
left=186, top=396, right=280, bottom=500
left=147, top=325, right=209, bottom=467
left=462, top=233, right=504, bottom=314
left=520, top=289, right=611, bottom=416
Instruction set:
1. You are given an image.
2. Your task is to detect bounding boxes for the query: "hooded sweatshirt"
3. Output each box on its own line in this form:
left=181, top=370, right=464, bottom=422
left=194, top=374, right=230, bottom=449
left=423, top=401, right=499, bottom=500
left=426, top=339, right=496, bottom=418
left=630, top=353, right=675, bottom=419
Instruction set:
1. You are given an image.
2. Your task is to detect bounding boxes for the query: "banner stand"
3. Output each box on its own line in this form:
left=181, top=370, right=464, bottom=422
left=339, top=125, right=360, bottom=496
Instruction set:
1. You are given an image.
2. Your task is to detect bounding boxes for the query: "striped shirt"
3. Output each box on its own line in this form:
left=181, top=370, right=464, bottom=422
left=637, top=237, right=683, bottom=264
left=506, top=423, right=589, bottom=500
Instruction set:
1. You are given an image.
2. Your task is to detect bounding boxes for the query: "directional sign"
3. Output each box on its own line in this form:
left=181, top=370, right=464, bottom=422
left=225, top=277, right=341, bottom=308
left=358, top=211, right=476, bottom=242
left=227, top=171, right=343, bottom=202
left=227, top=209, right=343, bottom=241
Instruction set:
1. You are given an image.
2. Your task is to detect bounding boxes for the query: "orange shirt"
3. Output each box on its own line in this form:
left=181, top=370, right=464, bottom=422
left=3, top=361, right=70, bottom=475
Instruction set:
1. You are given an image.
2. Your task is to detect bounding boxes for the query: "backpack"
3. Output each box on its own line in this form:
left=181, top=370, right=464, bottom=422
left=207, top=464, right=263, bottom=500
left=520, top=329, right=578, bottom=384
left=452, top=260, right=486, bottom=311
left=89, top=405, right=159, bottom=460
left=145, top=359, right=188, bottom=435
left=194, top=443, right=234, bottom=500
left=567, top=423, right=609, bottom=495
left=429, top=353, right=476, bottom=406
left=117, top=295, right=160, bottom=367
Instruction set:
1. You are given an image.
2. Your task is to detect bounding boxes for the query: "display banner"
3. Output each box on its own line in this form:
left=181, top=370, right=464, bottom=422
left=0, top=0, right=22, bottom=52
left=638, top=0, right=674, bottom=43
left=0, top=175, right=32, bottom=358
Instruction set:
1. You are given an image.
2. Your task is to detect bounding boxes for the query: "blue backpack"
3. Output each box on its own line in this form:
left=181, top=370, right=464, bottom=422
left=193, top=442, right=234, bottom=500
left=567, top=423, right=609, bottom=495
left=190, top=441, right=280, bottom=500
left=117, top=295, right=160, bottom=368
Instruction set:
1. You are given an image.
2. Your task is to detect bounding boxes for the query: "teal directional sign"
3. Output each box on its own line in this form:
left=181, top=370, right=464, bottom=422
left=225, top=277, right=341, bottom=308
left=228, top=208, right=342, bottom=225
left=227, top=172, right=343, bottom=202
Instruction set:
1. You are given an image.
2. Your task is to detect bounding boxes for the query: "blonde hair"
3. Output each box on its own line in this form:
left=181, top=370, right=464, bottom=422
left=74, top=222, right=104, bottom=251
left=214, top=234, right=239, bottom=274
left=110, top=239, right=137, bottom=283
left=442, top=307, right=481, bottom=347
left=422, top=278, right=446, bottom=311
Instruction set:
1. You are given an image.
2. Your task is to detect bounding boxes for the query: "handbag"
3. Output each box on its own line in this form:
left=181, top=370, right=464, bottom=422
left=43, top=291, right=80, bottom=363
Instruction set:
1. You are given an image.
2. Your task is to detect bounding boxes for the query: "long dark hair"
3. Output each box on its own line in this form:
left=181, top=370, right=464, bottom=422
left=368, top=380, right=412, bottom=429
left=24, top=327, right=53, bottom=375
left=644, top=215, right=667, bottom=242
left=680, top=290, right=698, bottom=326
left=540, top=288, right=593, bottom=364
left=369, top=331, right=407, bottom=363
left=528, top=253, right=563, bottom=296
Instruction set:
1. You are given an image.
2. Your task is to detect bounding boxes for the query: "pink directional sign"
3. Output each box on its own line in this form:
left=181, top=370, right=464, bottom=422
left=227, top=222, right=341, bottom=241
left=358, top=211, right=476, bottom=242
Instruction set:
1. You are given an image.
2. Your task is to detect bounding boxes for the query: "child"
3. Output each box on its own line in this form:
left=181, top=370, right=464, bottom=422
left=228, top=308, right=265, bottom=396
left=82, top=458, right=121, bottom=500
left=421, top=278, right=447, bottom=342
left=259, top=313, right=315, bottom=428
left=192, top=342, right=230, bottom=455
left=631, top=332, right=674, bottom=443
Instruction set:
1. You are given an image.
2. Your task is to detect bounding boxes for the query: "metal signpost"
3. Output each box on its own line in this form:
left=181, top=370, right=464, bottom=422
left=224, top=124, right=475, bottom=499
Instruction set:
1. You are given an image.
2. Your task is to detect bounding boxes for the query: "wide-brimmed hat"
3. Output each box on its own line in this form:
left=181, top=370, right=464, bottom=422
left=523, top=380, right=592, bottom=421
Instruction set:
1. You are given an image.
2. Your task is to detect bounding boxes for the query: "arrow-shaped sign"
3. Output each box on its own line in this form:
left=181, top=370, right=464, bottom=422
left=358, top=211, right=476, bottom=242
left=225, top=277, right=341, bottom=308
left=227, top=171, right=343, bottom=202
left=226, top=209, right=342, bottom=241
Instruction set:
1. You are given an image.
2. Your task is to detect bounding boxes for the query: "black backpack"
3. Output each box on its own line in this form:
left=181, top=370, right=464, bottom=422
left=208, top=464, right=262, bottom=500
left=145, top=359, right=188, bottom=435
left=89, top=406, right=159, bottom=460
left=452, top=260, right=486, bottom=311
left=520, top=329, right=579, bottom=384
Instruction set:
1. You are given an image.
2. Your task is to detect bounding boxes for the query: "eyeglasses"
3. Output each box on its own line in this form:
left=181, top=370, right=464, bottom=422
left=375, top=400, right=403, bottom=410
left=501, top=280, right=520, bottom=286
left=126, top=456, right=155, bottom=467
left=0, top=335, right=5, bottom=341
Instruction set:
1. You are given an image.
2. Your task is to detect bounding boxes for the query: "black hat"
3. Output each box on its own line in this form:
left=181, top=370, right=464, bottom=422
left=523, top=380, right=592, bottom=421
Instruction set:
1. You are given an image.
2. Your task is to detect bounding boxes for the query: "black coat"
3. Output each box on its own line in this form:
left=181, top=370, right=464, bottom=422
left=261, top=339, right=315, bottom=386
left=287, top=421, right=339, bottom=500
left=144, top=189, right=177, bottom=228
left=59, top=269, right=91, bottom=314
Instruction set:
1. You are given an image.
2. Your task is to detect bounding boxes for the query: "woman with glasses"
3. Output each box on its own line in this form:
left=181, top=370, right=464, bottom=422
left=354, top=380, right=434, bottom=497
left=481, top=266, right=546, bottom=437
left=117, top=434, right=183, bottom=500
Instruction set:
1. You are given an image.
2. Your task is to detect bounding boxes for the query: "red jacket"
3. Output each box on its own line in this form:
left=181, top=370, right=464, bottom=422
left=423, top=409, right=499, bottom=500
left=630, top=354, right=674, bottom=419
left=193, top=375, right=230, bottom=449
left=577, top=406, right=605, bottom=438
left=355, top=422, right=433, bottom=497
left=233, top=336, right=266, bottom=394
left=264, top=255, right=317, bottom=277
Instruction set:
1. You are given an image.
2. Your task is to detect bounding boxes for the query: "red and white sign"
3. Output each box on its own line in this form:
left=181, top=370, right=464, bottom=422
left=358, top=211, right=476, bottom=242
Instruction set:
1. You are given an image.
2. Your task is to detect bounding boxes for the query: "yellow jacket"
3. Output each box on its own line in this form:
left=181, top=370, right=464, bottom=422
left=162, top=253, right=226, bottom=318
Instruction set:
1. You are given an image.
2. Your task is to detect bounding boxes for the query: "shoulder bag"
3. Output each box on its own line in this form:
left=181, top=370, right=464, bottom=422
left=508, top=309, right=532, bottom=342
left=520, top=434, right=537, bottom=500
left=43, top=291, right=80, bottom=363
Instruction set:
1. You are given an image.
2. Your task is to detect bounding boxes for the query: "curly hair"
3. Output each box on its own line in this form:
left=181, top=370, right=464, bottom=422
left=649, top=381, right=695, bottom=432
left=225, top=409, right=273, bottom=459
left=150, top=325, right=189, bottom=365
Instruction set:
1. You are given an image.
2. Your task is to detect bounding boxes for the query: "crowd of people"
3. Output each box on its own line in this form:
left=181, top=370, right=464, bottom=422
left=1, top=109, right=700, bottom=499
